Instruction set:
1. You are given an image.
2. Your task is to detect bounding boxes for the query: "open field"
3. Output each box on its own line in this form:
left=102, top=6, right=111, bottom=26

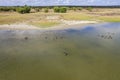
left=0, top=8, right=120, bottom=28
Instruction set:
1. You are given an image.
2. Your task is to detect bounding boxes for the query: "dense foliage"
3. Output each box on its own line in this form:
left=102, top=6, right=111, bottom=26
left=53, top=7, right=60, bottom=13
left=16, top=5, right=31, bottom=14
left=59, top=7, right=67, bottom=13
left=0, top=6, right=95, bottom=13
left=54, top=7, right=67, bottom=13
left=0, top=7, right=16, bottom=11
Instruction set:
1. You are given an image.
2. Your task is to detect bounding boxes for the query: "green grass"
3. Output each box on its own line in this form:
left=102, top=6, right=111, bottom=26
left=98, top=16, right=120, bottom=22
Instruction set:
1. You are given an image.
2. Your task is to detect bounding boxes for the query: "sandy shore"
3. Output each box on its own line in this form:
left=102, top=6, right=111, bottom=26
left=0, top=20, right=98, bottom=30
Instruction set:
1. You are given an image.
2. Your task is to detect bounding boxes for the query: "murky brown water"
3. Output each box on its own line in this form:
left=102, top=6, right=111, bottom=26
left=0, top=23, right=120, bottom=80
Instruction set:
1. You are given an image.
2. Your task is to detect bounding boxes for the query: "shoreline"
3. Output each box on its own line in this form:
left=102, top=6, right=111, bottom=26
left=0, top=20, right=99, bottom=30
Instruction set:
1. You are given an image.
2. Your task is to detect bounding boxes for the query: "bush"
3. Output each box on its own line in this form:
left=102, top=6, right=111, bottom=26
left=0, top=7, right=11, bottom=11
left=54, top=7, right=67, bottom=13
left=16, top=5, right=31, bottom=14
left=54, top=7, right=60, bottom=13
left=78, top=7, right=83, bottom=11
left=16, top=7, right=25, bottom=14
left=44, top=8, right=49, bottom=13
left=59, top=7, right=67, bottom=13
left=72, top=7, right=77, bottom=11
left=86, top=7, right=93, bottom=12
left=35, top=8, right=40, bottom=12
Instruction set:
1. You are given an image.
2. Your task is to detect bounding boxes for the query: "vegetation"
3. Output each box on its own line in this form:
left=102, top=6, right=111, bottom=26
left=0, top=6, right=100, bottom=13
left=0, top=6, right=120, bottom=26
left=59, top=7, right=67, bottom=13
left=53, top=7, right=60, bottom=13
left=86, top=7, right=93, bottom=12
left=78, top=7, right=83, bottom=11
left=72, top=7, right=77, bottom=11
left=53, top=7, right=67, bottom=13
left=16, top=5, right=31, bottom=14
left=44, top=8, right=49, bottom=13
left=0, top=7, right=16, bottom=11
left=34, top=8, right=40, bottom=12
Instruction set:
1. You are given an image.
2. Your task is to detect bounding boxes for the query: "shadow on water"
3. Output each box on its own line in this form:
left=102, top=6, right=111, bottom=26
left=0, top=23, right=120, bottom=80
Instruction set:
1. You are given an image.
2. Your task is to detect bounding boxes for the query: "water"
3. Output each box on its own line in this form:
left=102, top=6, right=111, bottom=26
left=0, top=23, right=120, bottom=80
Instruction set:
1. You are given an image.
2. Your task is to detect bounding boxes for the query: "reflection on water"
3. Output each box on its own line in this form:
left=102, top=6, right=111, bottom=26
left=0, top=23, right=120, bottom=80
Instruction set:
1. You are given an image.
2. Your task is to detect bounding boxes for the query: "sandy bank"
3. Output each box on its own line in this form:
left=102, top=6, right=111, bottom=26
left=0, top=20, right=98, bottom=30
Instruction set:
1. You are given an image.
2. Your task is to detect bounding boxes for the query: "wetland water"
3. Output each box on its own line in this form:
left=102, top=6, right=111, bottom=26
left=0, top=23, right=120, bottom=80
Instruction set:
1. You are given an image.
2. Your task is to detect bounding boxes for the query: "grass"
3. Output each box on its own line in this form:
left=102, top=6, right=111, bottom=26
left=98, top=16, right=120, bottom=22
left=0, top=12, right=32, bottom=24
left=61, top=13, right=94, bottom=20
left=0, top=9, right=120, bottom=28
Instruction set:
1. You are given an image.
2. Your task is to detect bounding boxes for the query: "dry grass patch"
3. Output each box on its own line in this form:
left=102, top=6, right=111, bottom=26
left=60, top=13, right=94, bottom=20
left=0, top=12, right=33, bottom=24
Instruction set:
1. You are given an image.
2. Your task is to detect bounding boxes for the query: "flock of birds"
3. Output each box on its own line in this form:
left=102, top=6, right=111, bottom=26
left=97, top=32, right=115, bottom=40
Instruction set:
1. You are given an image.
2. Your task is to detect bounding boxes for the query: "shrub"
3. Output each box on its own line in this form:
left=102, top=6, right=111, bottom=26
left=54, top=7, right=67, bottom=13
left=24, top=6, right=31, bottom=13
left=72, top=7, right=76, bottom=11
left=60, top=7, right=67, bottom=13
left=0, top=7, right=17, bottom=12
left=54, top=7, right=60, bottom=13
left=44, top=8, right=49, bottom=13
left=86, top=7, right=93, bottom=12
left=78, top=7, right=83, bottom=11
left=16, top=5, right=31, bottom=14
left=35, top=8, right=40, bottom=12
left=16, top=7, right=25, bottom=14
left=0, top=7, right=10, bottom=11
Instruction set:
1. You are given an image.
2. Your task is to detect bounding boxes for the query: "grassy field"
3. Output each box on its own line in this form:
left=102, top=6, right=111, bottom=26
left=0, top=8, right=120, bottom=28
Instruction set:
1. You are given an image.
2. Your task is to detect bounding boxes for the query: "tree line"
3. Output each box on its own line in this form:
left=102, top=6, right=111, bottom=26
left=0, top=5, right=95, bottom=14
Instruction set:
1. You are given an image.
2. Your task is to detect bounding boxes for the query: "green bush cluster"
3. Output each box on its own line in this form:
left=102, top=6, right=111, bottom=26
left=16, top=5, right=31, bottom=14
left=54, top=7, right=60, bottom=12
left=54, top=7, right=67, bottom=13
left=0, top=7, right=16, bottom=11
